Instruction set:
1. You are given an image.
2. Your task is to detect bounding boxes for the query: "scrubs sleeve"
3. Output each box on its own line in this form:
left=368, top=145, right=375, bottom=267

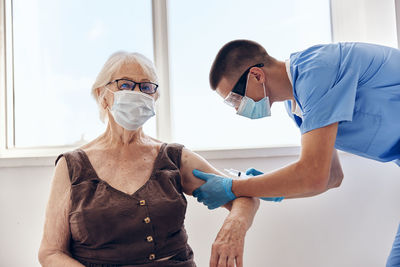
left=285, top=100, right=302, bottom=129
left=296, top=64, right=359, bottom=134
left=284, top=100, right=294, bottom=120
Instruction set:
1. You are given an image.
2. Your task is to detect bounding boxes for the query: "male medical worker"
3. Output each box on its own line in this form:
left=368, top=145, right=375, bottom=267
left=191, top=40, right=400, bottom=266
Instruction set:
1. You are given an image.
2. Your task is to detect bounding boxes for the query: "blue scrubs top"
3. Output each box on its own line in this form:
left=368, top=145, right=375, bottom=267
left=284, top=42, right=400, bottom=166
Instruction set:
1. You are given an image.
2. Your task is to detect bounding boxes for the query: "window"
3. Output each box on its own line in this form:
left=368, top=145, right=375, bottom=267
left=168, top=0, right=332, bottom=149
left=6, top=0, right=155, bottom=148
left=1, top=0, right=332, bottom=154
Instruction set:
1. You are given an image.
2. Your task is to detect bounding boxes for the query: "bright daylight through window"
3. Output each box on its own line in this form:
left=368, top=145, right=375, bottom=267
left=168, top=0, right=331, bottom=150
left=9, top=0, right=154, bottom=148
left=4, top=0, right=331, bottom=150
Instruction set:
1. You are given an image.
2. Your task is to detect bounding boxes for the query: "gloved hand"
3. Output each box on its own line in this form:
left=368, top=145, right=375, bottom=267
left=245, top=168, right=284, bottom=202
left=192, top=169, right=237, bottom=210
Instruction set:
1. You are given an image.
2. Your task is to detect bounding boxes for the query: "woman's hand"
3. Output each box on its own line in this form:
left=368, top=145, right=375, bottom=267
left=210, top=216, right=247, bottom=267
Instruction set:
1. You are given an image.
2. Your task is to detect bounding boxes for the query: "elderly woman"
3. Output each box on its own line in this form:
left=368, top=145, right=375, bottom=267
left=38, top=52, right=259, bottom=267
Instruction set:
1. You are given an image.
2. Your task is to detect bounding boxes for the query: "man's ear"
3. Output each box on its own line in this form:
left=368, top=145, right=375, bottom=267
left=249, top=67, right=265, bottom=83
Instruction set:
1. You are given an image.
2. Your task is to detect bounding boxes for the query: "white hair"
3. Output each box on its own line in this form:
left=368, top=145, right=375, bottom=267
left=91, top=51, right=158, bottom=122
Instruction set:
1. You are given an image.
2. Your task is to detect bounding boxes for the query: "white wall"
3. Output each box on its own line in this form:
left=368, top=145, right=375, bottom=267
left=188, top=153, right=400, bottom=267
left=0, top=165, right=52, bottom=266
left=0, top=153, right=399, bottom=267
left=331, top=0, right=398, bottom=47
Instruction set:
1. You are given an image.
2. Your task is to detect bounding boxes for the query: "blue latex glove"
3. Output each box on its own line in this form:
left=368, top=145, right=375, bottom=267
left=192, top=169, right=237, bottom=210
left=245, top=168, right=284, bottom=202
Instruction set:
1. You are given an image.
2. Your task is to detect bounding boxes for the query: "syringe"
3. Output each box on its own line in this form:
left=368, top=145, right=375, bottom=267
left=224, top=168, right=247, bottom=178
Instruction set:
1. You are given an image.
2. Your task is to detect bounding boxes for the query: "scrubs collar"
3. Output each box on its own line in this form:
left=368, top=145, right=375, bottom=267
left=285, top=59, right=293, bottom=85
left=285, top=59, right=302, bottom=118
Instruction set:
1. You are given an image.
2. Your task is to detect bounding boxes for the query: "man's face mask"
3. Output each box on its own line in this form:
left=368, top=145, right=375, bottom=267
left=223, top=63, right=271, bottom=119
left=236, top=82, right=271, bottom=119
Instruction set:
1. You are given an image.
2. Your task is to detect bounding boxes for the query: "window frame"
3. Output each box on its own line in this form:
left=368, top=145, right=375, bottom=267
left=0, top=0, right=6, bottom=154
left=396, top=0, right=400, bottom=48
left=0, top=0, right=348, bottom=160
left=0, top=0, right=177, bottom=159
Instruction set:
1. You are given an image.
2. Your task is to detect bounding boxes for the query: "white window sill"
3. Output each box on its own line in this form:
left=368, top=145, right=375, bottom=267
left=195, top=145, right=301, bottom=160
left=0, top=145, right=301, bottom=168
left=0, top=146, right=76, bottom=168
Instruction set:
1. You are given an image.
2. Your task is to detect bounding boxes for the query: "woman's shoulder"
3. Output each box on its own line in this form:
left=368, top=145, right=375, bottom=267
left=55, top=148, right=81, bottom=166
left=147, top=136, right=184, bottom=149
left=78, top=135, right=102, bottom=151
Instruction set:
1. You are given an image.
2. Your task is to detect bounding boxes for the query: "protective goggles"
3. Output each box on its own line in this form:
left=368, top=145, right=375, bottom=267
left=224, top=63, right=264, bottom=109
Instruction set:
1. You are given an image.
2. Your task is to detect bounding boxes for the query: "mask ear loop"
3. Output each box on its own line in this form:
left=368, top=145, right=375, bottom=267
left=102, top=86, right=115, bottom=113
left=244, top=72, right=251, bottom=97
left=262, top=82, right=267, bottom=98
left=105, top=86, right=114, bottom=95
left=260, top=67, right=267, bottom=98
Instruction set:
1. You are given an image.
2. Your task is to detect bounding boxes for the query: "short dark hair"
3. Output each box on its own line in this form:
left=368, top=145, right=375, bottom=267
left=209, top=39, right=274, bottom=90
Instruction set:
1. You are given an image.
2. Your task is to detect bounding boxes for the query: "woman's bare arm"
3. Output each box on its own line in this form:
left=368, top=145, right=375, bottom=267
left=38, top=157, right=84, bottom=267
left=180, top=148, right=260, bottom=267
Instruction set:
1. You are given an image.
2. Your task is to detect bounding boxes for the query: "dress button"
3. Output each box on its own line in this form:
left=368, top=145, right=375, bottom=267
left=139, top=200, right=146, bottom=206
left=149, top=253, right=156, bottom=260
left=144, top=217, right=151, bottom=223
left=147, top=236, right=154, bottom=242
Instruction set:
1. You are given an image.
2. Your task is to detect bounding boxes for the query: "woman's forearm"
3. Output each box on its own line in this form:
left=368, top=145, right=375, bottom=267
left=39, top=251, right=84, bottom=267
left=210, top=196, right=260, bottom=265
left=227, top=197, right=260, bottom=230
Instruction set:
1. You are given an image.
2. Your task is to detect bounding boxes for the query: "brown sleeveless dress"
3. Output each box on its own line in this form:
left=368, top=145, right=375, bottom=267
left=55, top=143, right=196, bottom=267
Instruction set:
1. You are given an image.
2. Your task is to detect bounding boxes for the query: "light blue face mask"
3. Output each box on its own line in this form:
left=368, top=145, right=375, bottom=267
left=236, top=82, right=271, bottom=119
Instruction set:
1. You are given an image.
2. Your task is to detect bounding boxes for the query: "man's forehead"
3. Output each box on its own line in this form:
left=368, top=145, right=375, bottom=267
left=216, top=77, right=235, bottom=98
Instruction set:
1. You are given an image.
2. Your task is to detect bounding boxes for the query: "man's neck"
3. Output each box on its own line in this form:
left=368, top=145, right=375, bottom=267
left=266, top=61, right=294, bottom=104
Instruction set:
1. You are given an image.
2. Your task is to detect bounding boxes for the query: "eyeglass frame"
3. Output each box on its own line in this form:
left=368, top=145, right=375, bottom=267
left=106, top=78, right=159, bottom=94
left=223, top=63, right=264, bottom=108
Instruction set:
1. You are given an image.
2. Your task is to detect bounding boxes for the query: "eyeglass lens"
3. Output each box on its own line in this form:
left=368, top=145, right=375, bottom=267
left=116, top=79, right=158, bottom=94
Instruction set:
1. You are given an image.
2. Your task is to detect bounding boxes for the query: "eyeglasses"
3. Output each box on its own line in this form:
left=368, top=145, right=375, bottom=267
left=107, top=79, right=158, bottom=94
left=224, top=63, right=264, bottom=108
